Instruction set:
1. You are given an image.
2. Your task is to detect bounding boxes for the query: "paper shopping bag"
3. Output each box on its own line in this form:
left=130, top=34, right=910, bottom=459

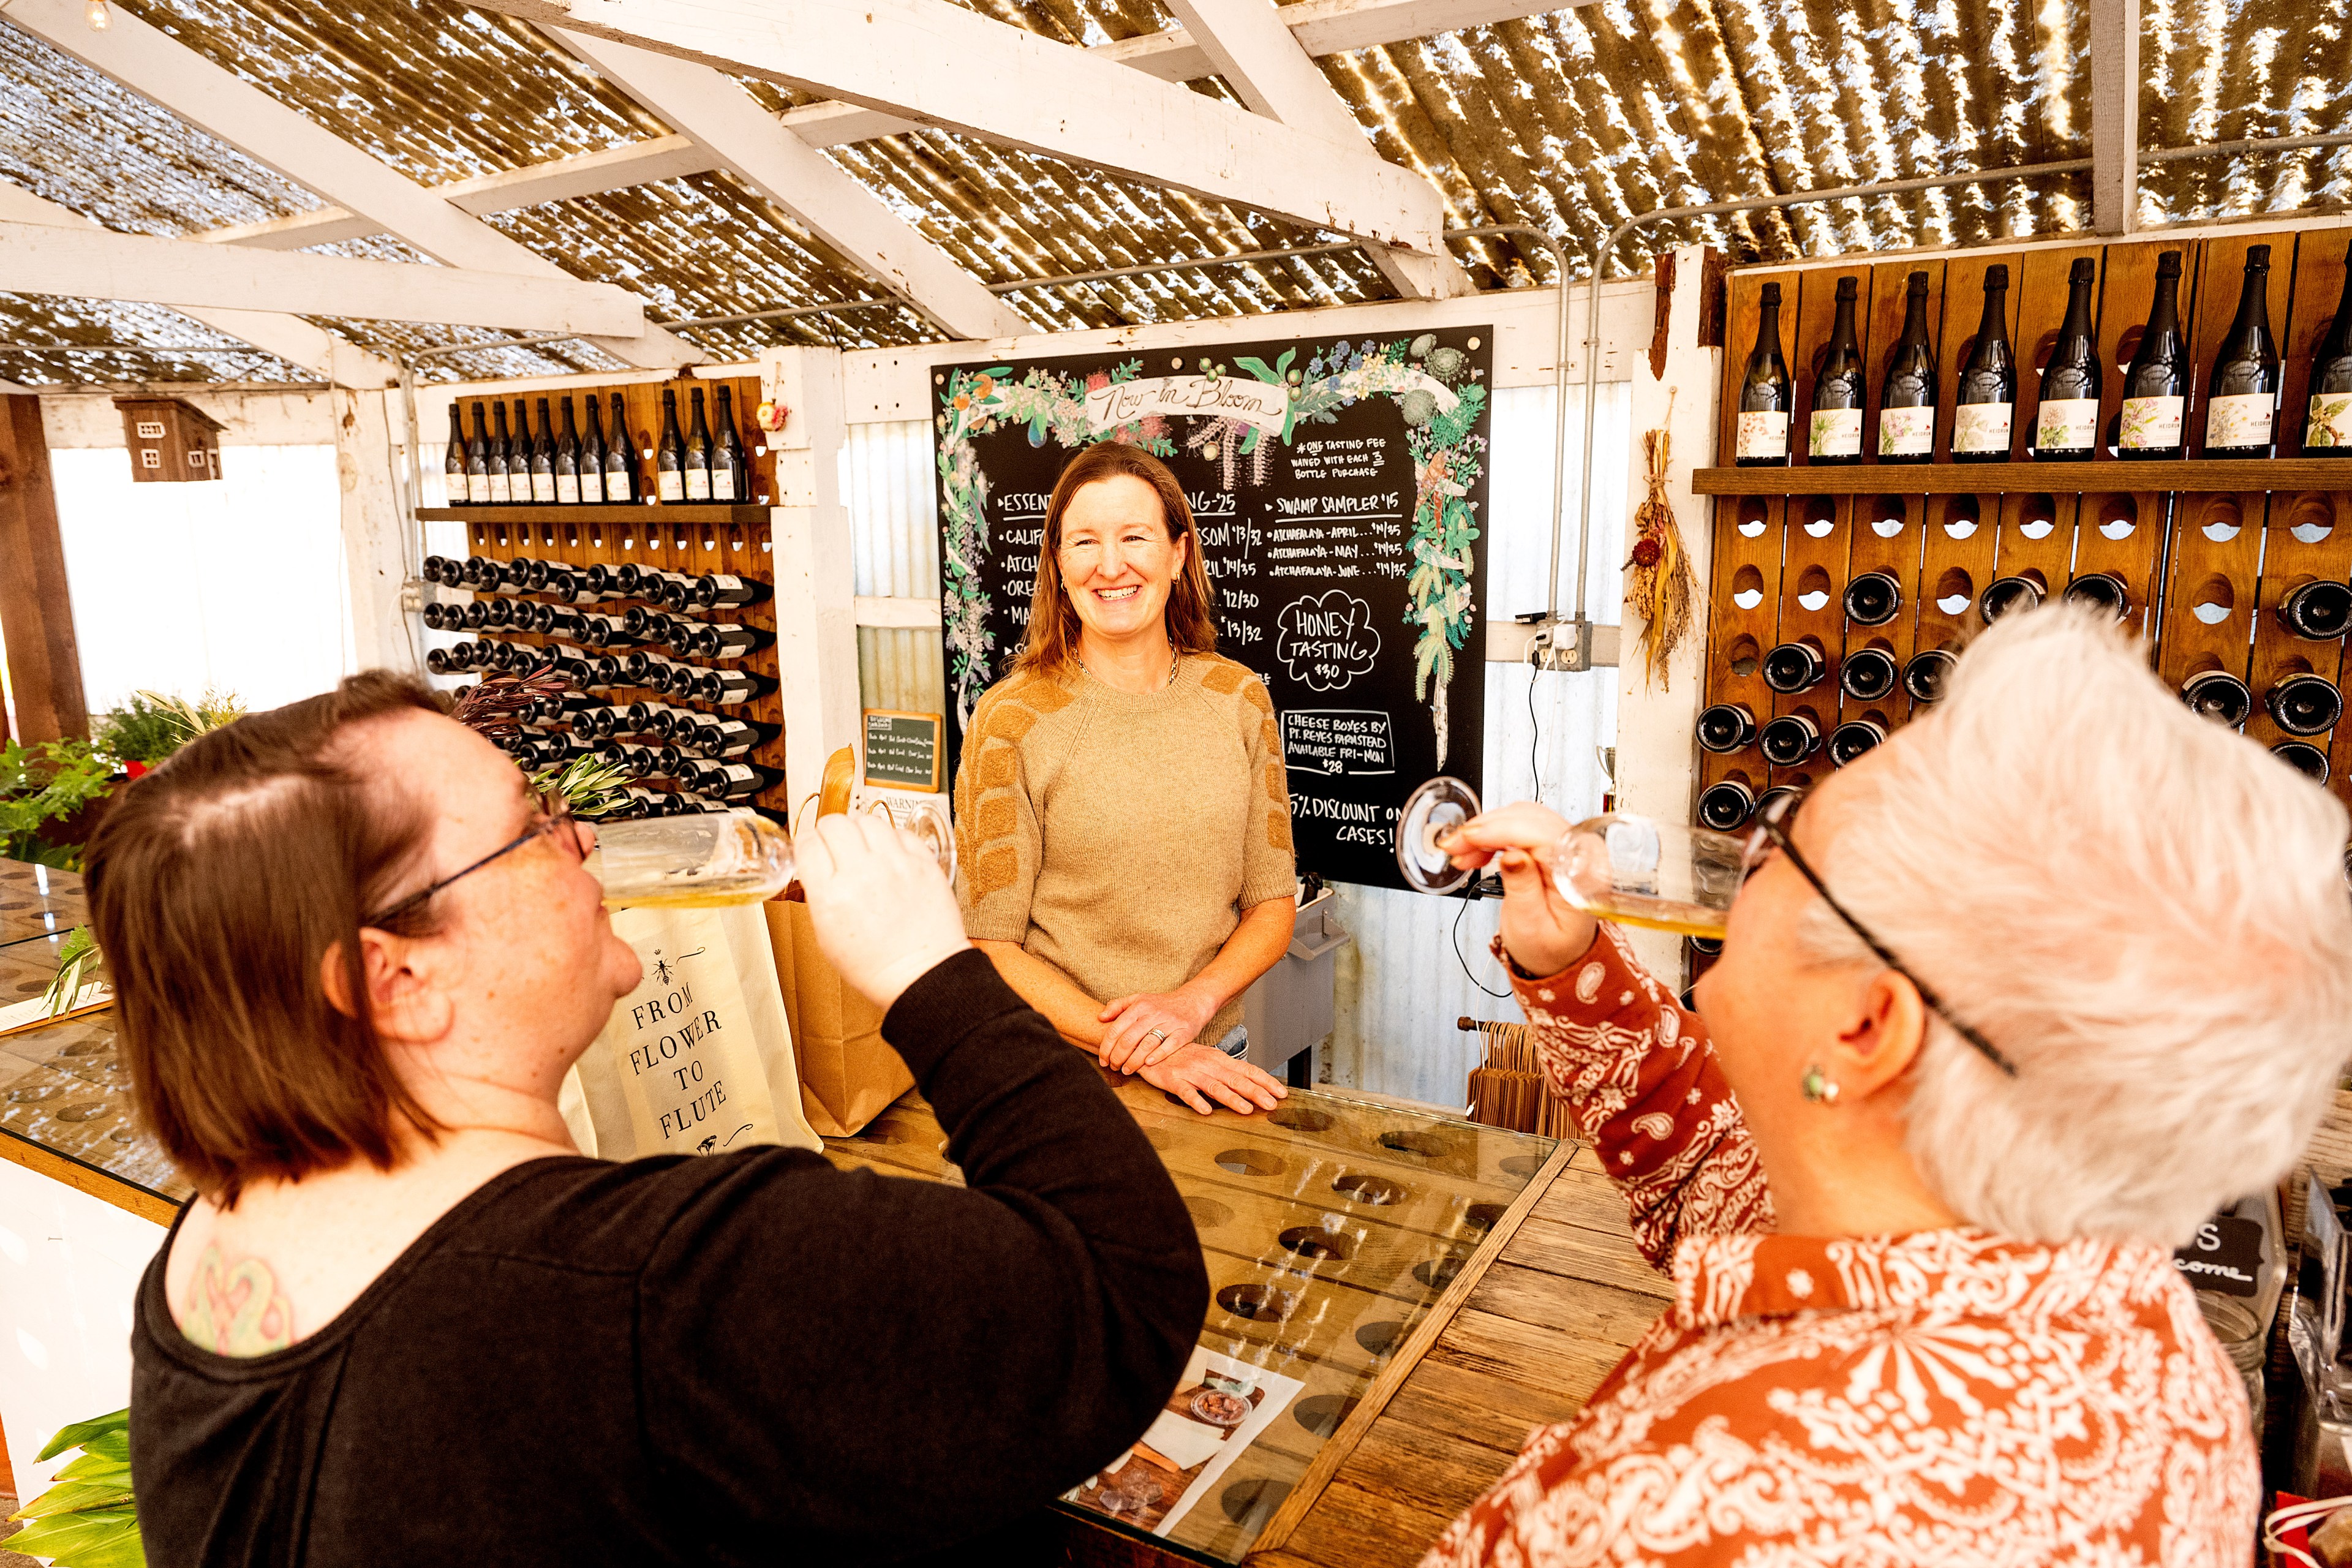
left=766, top=899, right=912, bottom=1137
left=567, top=902, right=821, bottom=1161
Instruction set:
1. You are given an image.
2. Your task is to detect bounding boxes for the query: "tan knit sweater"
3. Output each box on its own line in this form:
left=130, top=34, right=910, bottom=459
left=954, top=653, right=1297, bottom=1042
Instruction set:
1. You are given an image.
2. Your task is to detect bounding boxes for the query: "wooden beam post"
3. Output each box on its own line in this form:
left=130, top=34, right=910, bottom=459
left=762, top=349, right=862, bottom=810
left=0, top=397, right=89, bottom=742
left=2090, top=0, right=2139, bottom=235
left=334, top=390, right=419, bottom=674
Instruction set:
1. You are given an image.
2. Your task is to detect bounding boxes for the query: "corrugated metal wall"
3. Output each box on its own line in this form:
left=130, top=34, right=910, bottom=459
left=844, top=382, right=1633, bottom=1104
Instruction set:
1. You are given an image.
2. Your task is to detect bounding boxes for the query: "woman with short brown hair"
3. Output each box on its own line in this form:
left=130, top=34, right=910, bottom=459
left=954, top=442, right=1297, bottom=1114
left=91, top=673, right=1206, bottom=1565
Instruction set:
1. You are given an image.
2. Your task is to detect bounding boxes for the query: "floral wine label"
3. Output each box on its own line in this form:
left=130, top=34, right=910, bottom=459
left=556, top=472, right=580, bottom=505
left=1809, top=407, right=1863, bottom=458
left=1879, top=405, right=1934, bottom=456
left=2119, top=395, right=2184, bottom=451
left=1736, top=410, right=1789, bottom=460
left=2204, top=393, right=2274, bottom=450
left=2035, top=398, right=2099, bottom=452
left=657, top=469, right=685, bottom=502
left=2309, top=393, right=2352, bottom=450
left=1953, top=402, right=2014, bottom=454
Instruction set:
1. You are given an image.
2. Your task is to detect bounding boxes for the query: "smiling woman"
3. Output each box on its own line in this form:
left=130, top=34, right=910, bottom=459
left=952, top=443, right=1298, bottom=1116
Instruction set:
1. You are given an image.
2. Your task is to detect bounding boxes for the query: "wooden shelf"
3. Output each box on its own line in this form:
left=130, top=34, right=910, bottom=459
left=416, top=504, right=771, bottom=524
left=1691, top=458, right=2352, bottom=497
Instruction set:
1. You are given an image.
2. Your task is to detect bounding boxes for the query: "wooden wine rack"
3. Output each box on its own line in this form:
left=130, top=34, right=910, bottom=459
left=1697, top=226, right=2352, bottom=830
left=417, top=374, right=790, bottom=818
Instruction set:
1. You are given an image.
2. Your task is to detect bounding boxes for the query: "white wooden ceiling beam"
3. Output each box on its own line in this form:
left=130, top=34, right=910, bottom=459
left=2, top=0, right=700, bottom=368
left=0, top=220, right=647, bottom=336
left=549, top=31, right=1031, bottom=341
left=0, top=183, right=402, bottom=388
left=2089, top=0, right=2139, bottom=233
left=472, top=0, right=1449, bottom=258
left=1157, top=0, right=1470, bottom=299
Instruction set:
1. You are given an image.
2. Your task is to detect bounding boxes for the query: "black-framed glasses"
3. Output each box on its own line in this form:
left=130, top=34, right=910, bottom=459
left=1740, top=791, right=2019, bottom=1078
left=363, top=788, right=582, bottom=929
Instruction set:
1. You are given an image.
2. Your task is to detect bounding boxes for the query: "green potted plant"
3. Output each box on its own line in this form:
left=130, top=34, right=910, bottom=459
left=6, top=1408, right=141, bottom=1567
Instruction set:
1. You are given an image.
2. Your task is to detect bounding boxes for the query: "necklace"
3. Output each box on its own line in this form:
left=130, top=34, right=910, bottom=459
left=1077, top=639, right=1181, bottom=692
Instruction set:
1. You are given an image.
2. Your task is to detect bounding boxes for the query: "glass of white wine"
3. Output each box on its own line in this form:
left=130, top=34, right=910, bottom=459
left=1394, top=776, right=1744, bottom=938
left=586, top=802, right=957, bottom=911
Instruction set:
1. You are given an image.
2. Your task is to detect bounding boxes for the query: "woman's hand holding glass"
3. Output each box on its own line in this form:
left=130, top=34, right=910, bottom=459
left=1136, top=1042, right=1286, bottom=1116
left=1439, top=802, right=1602, bottom=977
left=1097, top=986, right=1218, bottom=1071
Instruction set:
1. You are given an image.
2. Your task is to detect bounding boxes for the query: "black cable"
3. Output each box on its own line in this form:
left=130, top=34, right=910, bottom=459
left=1452, top=881, right=1511, bottom=998
left=1527, top=664, right=1544, bottom=804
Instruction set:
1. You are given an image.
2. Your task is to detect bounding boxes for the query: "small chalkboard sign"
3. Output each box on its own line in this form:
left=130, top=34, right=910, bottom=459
left=862, top=709, right=943, bottom=793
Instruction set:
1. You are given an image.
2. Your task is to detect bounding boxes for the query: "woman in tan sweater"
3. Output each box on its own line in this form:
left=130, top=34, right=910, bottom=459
left=954, top=443, right=1294, bottom=1115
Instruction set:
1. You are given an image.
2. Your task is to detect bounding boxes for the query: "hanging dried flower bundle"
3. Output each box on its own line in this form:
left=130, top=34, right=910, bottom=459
left=1626, top=400, right=1697, bottom=690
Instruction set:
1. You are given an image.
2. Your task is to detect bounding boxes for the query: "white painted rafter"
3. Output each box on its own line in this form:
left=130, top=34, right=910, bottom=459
left=0, top=220, right=647, bottom=336
left=0, top=183, right=401, bottom=387
left=548, top=31, right=1031, bottom=341
left=2089, top=0, right=2139, bottom=233
left=469, top=0, right=1450, bottom=259
left=1, top=0, right=700, bottom=368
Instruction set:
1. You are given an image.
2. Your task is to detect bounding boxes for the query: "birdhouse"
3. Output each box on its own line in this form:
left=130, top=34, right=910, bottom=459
left=113, top=397, right=224, bottom=483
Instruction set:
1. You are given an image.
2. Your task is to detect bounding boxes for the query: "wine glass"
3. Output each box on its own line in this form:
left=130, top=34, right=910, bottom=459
left=854, top=790, right=959, bottom=886
left=588, top=799, right=957, bottom=911
left=1393, top=777, right=1746, bottom=938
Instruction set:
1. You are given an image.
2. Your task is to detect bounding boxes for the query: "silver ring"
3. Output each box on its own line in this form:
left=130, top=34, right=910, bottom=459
left=1145, top=1027, right=1169, bottom=1044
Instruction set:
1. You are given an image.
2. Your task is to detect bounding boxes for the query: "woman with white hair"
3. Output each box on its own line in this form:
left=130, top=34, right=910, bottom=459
left=1420, top=603, right=2352, bottom=1566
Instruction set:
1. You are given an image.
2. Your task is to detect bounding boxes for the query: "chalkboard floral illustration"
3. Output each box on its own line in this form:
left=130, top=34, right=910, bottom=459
left=936, top=337, right=1486, bottom=760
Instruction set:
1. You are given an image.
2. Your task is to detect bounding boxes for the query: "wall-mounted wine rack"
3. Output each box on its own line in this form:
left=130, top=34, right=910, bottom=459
left=1693, top=228, right=2352, bottom=855
left=417, top=375, right=790, bottom=818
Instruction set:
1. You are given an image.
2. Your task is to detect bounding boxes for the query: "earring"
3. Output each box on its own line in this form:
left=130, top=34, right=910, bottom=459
left=1801, top=1066, right=1841, bottom=1105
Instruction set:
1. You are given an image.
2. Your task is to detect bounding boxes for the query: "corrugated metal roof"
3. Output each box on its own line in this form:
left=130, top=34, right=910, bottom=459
left=1, top=0, right=2347, bottom=384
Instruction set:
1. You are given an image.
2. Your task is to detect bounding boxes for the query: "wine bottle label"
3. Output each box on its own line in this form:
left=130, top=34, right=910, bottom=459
left=2035, top=397, right=2100, bottom=451
left=1878, top=406, right=1934, bottom=456
left=1808, top=407, right=1863, bottom=458
left=531, top=473, right=557, bottom=503
left=556, top=473, right=580, bottom=505
left=713, top=469, right=736, bottom=502
left=1735, top=410, right=1788, bottom=459
left=2119, top=394, right=2184, bottom=450
left=466, top=473, right=492, bottom=504
left=685, top=467, right=712, bottom=502
left=657, top=470, right=684, bottom=502
left=488, top=473, right=512, bottom=503
left=2310, top=393, right=2352, bottom=450
left=2205, top=392, right=2275, bottom=448
left=1952, top=402, right=2015, bottom=453
left=579, top=470, right=605, bottom=505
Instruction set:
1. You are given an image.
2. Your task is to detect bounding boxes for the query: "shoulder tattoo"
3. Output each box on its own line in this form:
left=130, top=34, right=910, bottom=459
left=180, top=1242, right=295, bottom=1356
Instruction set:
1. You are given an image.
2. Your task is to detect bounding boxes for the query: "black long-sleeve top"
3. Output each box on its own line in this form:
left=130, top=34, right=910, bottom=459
left=128, top=951, right=1208, bottom=1565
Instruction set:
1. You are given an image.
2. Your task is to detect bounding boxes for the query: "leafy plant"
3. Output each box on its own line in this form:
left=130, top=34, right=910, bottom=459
left=0, top=739, right=116, bottom=869
left=41, top=924, right=103, bottom=1019
left=533, top=754, right=631, bottom=820
left=7, top=1408, right=143, bottom=1567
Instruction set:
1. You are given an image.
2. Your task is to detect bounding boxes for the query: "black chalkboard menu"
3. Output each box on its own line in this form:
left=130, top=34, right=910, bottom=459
left=862, top=709, right=943, bottom=791
left=933, top=328, right=1493, bottom=890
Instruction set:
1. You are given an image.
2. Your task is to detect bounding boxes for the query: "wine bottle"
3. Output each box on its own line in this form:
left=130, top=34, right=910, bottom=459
left=444, top=404, right=472, bottom=505
left=1877, top=271, right=1936, bottom=464
left=528, top=398, right=559, bottom=503
left=1807, top=276, right=1866, bottom=465
left=713, top=385, right=751, bottom=503
left=1758, top=712, right=1822, bottom=766
left=2035, top=258, right=2103, bottom=461
left=1903, top=647, right=1958, bottom=703
left=2204, top=244, right=2280, bottom=458
left=1842, top=571, right=1903, bottom=627
left=421, top=601, right=455, bottom=632
left=462, top=406, right=492, bottom=506
left=2283, top=579, right=2352, bottom=640
left=2060, top=572, right=2130, bottom=619
left=696, top=717, right=780, bottom=759
left=422, top=554, right=453, bottom=586
left=1695, top=779, right=1757, bottom=833
left=2305, top=262, right=2352, bottom=454
left=623, top=650, right=699, bottom=695
left=694, top=760, right=783, bottom=801
left=656, top=389, right=688, bottom=503
left=1762, top=637, right=1828, bottom=693
left=1735, top=283, right=1793, bottom=467
left=2181, top=669, right=2254, bottom=728
left=2273, top=742, right=2331, bottom=783
left=1953, top=265, right=2017, bottom=462
left=1978, top=575, right=2045, bottom=623
left=1840, top=647, right=1899, bottom=703
left=554, top=397, right=583, bottom=505
left=600, top=741, right=686, bottom=783
left=2119, top=251, right=2188, bottom=459
left=1695, top=703, right=1757, bottom=754
left=1829, top=718, right=1886, bottom=767
left=685, top=572, right=774, bottom=610
left=606, top=393, right=640, bottom=504
left=488, top=401, right=516, bottom=504
left=2267, top=672, right=2344, bottom=736
left=696, top=668, right=780, bottom=706
left=685, top=622, right=776, bottom=661
left=579, top=396, right=608, bottom=506
left=684, top=386, right=715, bottom=502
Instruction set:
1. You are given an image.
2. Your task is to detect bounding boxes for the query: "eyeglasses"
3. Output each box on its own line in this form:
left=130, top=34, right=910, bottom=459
left=1740, top=791, right=2019, bottom=1078
left=363, top=787, right=581, bottom=929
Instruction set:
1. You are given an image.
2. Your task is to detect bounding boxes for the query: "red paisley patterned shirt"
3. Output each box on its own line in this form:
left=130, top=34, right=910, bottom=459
left=1419, top=927, right=2258, bottom=1567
